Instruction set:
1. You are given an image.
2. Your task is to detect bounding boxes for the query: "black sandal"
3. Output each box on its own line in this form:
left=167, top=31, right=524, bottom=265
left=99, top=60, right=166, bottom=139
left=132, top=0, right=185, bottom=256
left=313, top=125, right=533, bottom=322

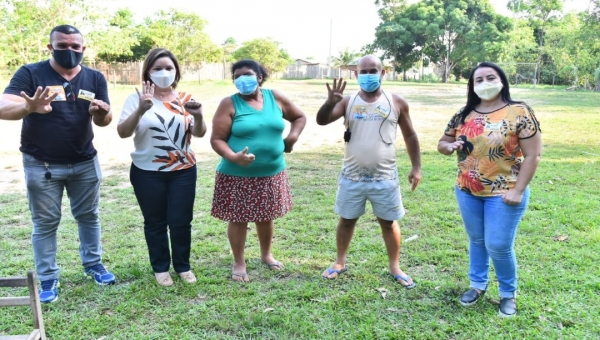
left=460, top=287, right=486, bottom=306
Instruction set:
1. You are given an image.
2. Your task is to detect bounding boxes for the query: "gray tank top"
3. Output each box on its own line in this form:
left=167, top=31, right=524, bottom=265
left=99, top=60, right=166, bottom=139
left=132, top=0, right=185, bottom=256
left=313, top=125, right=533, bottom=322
left=341, top=90, right=399, bottom=181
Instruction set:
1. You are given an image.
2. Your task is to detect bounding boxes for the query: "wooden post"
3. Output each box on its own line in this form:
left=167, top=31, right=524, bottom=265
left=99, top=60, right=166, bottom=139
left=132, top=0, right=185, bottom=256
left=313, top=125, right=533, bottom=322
left=28, top=271, right=46, bottom=340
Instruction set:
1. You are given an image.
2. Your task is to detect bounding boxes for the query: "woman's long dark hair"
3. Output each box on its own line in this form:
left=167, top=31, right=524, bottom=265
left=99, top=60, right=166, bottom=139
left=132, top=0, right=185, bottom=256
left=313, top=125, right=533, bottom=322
left=457, top=62, right=524, bottom=124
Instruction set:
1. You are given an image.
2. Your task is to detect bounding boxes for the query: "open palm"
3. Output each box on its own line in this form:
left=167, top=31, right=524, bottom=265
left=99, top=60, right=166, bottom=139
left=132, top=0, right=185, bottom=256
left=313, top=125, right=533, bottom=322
left=135, top=81, right=155, bottom=113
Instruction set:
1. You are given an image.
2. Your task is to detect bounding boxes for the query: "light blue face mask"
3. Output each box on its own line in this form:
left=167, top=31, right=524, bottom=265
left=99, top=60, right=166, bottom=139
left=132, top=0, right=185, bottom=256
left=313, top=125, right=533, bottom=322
left=358, top=74, right=381, bottom=92
left=234, top=75, right=259, bottom=95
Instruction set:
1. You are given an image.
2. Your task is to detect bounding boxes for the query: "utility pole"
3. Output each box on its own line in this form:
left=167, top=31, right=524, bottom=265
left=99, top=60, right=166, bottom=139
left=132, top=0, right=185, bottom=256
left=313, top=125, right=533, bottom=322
left=328, top=19, right=332, bottom=78
left=420, top=48, right=424, bottom=81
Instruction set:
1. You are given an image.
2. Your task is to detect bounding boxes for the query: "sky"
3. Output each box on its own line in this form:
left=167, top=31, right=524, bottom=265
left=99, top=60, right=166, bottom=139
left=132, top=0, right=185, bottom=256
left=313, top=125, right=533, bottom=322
left=102, top=0, right=591, bottom=63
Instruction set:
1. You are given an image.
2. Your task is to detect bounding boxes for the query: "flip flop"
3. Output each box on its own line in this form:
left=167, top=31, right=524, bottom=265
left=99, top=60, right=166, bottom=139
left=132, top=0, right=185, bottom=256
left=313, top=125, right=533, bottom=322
left=322, top=266, right=348, bottom=279
left=263, top=261, right=284, bottom=271
left=231, top=272, right=249, bottom=282
left=392, top=273, right=416, bottom=289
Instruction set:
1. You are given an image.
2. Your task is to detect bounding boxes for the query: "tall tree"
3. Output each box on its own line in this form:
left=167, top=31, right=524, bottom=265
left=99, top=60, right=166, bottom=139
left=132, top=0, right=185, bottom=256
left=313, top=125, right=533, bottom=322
left=583, top=0, right=600, bottom=90
left=509, top=0, right=564, bottom=82
left=371, top=0, right=512, bottom=82
left=504, top=21, right=539, bottom=63
left=231, top=38, right=292, bottom=73
left=331, top=48, right=359, bottom=68
left=544, top=13, right=586, bottom=85
left=88, top=9, right=140, bottom=63
left=133, top=10, right=222, bottom=64
left=222, top=37, right=238, bottom=63
left=369, top=0, right=421, bottom=80
left=0, top=0, right=96, bottom=68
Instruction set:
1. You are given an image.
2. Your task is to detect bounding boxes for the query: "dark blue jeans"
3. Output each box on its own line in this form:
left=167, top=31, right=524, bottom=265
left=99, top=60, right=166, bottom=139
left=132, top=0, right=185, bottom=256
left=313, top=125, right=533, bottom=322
left=130, top=164, right=197, bottom=273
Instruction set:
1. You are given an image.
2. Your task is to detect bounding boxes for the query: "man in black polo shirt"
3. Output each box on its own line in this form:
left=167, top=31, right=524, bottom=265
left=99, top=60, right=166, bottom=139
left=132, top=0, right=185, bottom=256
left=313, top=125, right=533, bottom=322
left=0, top=24, right=116, bottom=303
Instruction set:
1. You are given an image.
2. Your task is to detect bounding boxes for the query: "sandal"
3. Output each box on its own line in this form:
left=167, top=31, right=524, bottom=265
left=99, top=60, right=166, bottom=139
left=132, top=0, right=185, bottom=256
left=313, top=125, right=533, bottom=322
left=263, top=261, right=284, bottom=271
left=391, top=273, right=417, bottom=289
left=322, top=266, right=348, bottom=279
left=231, top=272, right=249, bottom=282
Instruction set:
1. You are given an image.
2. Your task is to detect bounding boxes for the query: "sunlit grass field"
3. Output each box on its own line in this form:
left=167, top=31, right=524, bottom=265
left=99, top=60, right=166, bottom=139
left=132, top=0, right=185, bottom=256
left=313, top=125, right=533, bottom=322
left=1, top=79, right=599, bottom=339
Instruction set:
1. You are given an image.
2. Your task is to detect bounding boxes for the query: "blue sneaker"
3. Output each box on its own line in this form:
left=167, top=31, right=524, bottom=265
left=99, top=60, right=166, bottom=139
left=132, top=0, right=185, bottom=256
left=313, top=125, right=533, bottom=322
left=84, top=263, right=116, bottom=285
left=39, top=279, right=59, bottom=303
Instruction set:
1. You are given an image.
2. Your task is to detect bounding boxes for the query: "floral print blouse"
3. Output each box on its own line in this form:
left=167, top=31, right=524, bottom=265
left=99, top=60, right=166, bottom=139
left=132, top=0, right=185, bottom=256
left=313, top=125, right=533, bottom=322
left=444, top=103, right=541, bottom=196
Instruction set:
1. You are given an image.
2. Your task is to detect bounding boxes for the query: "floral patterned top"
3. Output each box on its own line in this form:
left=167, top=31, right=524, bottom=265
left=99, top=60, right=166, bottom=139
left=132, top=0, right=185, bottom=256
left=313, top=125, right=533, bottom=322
left=119, top=92, right=196, bottom=171
left=444, top=103, right=541, bottom=196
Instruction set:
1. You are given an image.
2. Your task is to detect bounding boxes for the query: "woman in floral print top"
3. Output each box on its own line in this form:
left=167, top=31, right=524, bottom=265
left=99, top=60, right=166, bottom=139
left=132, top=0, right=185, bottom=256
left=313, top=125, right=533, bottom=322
left=437, top=62, right=541, bottom=318
left=118, top=48, right=206, bottom=287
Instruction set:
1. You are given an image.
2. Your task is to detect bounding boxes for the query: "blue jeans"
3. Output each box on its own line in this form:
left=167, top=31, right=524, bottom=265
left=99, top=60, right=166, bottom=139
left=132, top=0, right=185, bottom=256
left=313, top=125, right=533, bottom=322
left=23, top=153, right=103, bottom=281
left=129, top=164, right=197, bottom=273
left=455, top=186, right=530, bottom=299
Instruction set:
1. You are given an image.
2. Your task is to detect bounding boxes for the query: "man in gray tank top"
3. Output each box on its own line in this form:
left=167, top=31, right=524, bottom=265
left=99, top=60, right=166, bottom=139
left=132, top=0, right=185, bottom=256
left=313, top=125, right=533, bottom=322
left=316, top=55, right=422, bottom=288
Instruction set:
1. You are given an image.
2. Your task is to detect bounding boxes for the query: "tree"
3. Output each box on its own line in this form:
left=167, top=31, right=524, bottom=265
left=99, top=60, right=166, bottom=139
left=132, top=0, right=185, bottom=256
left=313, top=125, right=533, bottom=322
left=371, top=0, right=512, bottom=82
left=370, top=0, right=421, bottom=80
left=509, top=0, right=564, bottom=82
left=544, top=13, right=587, bottom=85
left=504, top=21, right=539, bottom=63
left=331, top=48, right=359, bottom=68
left=132, top=10, right=222, bottom=64
left=0, top=0, right=96, bottom=68
left=231, top=38, right=292, bottom=73
left=585, top=0, right=600, bottom=90
left=222, top=37, right=238, bottom=63
left=88, top=9, right=140, bottom=63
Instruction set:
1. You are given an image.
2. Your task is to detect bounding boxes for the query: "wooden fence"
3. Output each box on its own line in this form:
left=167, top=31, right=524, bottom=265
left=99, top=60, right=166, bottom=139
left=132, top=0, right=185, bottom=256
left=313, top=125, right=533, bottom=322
left=93, top=62, right=231, bottom=86
left=0, top=62, right=407, bottom=85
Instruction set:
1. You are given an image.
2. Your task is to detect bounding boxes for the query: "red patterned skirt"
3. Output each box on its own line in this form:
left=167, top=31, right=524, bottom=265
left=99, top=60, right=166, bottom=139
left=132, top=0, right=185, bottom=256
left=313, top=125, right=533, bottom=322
left=211, top=170, right=293, bottom=223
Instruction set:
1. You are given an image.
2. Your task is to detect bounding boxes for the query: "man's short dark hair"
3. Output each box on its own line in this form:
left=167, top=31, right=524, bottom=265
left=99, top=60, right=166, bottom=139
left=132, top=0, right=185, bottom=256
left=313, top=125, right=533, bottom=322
left=49, top=25, right=82, bottom=41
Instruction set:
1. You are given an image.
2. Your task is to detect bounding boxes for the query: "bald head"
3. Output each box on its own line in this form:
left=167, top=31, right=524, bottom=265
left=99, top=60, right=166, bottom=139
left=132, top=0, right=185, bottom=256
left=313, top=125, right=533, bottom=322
left=355, top=55, right=385, bottom=93
left=357, top=55, right=382, bottom=72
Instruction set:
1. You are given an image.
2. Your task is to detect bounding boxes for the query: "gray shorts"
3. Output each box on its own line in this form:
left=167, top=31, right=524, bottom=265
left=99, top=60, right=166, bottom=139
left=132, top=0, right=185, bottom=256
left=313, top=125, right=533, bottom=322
left=334, top=176, right=405, bottom=221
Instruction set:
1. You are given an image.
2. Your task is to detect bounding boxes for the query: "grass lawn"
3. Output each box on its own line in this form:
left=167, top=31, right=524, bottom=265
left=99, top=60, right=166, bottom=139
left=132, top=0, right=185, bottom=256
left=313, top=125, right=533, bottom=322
left=1, top=79, right=599, bottom=339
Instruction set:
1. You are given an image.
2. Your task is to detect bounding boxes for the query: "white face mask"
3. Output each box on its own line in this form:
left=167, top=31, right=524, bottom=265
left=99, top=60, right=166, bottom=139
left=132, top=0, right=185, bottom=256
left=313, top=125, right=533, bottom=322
left=150, top=70, right=176, bottom=88
left=474, top=81, right=503, bottom=100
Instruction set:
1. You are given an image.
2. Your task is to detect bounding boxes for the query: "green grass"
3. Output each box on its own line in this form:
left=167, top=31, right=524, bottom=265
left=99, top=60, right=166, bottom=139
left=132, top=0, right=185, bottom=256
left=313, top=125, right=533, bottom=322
left=1, top=80, right=599, bottom=339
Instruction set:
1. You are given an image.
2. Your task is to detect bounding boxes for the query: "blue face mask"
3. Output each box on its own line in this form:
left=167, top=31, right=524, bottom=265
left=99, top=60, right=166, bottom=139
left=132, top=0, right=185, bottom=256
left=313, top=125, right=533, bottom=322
left=234, top=75, right=259, bottom=95
left=358, top=74, right=381, bottom=92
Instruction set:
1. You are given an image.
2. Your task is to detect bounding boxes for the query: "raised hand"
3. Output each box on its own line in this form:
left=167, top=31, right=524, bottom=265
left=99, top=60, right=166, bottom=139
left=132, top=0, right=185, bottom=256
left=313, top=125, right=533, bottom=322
left=184, top=100, right=202, bottom=117
left=233, top=146, right=255, bottom=166
left=135, top=81, right=154, bottom=114
left=20, top=86, right=59, bottom=114
left=325, top=77, right=347, bottom=104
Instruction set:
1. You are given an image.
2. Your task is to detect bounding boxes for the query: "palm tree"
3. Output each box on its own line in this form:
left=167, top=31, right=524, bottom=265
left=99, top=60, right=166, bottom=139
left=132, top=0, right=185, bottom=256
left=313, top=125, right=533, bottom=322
left=330, top=48, right=360, bottom=78
left=331, top=48, right=359, bottom=68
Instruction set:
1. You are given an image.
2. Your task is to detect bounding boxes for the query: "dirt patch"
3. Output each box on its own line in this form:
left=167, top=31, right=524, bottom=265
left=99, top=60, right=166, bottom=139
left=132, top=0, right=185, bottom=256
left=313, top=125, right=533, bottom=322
left=0, top=116, right=345, bottom=194
left=0, top=82, right=466, bottom=194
